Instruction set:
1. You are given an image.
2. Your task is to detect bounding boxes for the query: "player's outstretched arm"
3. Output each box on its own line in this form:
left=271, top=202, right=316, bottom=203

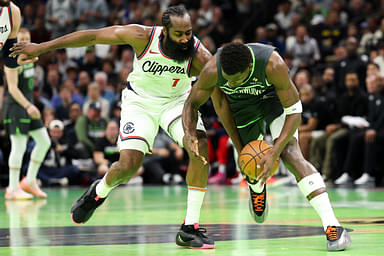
left=257, top=51, right=301, bottom=183
left=10, top=24, right=151, bottom=59
left=182, top=56, right=217, bottom=162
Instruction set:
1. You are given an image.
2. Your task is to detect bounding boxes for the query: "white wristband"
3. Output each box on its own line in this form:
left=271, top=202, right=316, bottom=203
left=284, top=100, right=302, bottom=115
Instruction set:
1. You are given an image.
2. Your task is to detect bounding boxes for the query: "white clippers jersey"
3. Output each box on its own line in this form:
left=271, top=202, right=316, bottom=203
left=0, top=7, right=12, bottom=51
left=127, top=26, right=200, bottom=100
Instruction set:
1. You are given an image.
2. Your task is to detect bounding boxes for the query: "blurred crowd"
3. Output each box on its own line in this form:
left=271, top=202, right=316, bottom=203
left=1, top=0, right=384, bottom=187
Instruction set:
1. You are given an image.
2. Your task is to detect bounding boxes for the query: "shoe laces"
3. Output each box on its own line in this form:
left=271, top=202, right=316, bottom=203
left=325, top=226, right=339, bottom=241
left=251, top=191, right=265, bottom=212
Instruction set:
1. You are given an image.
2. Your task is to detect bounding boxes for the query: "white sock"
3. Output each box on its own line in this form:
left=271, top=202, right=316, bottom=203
left=95, top=176, right=115, bottom=198
left=8, top=169, right=20, bottom=191
left=249, top=180, right=265, bottom=193
left=309, top=193, right=341, bottom=231
left=185, top=187, right=206, bottom=225
left=26, top=159, right=41, bottom=184
left=218, top=164, right=226, bottom=174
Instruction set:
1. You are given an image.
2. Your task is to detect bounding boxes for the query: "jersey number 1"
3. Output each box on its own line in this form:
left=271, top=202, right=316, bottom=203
left=172, top=78, right=180, bottom=87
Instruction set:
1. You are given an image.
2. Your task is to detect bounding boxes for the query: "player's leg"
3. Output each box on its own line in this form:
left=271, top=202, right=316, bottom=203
left=71, top=92, right=158, bottom=224
left=6, top=134, right=33, bottom=200
left=237, top=122, right=268, bottom=223
left=20, top=126, right=51, bottom=198
left=161, top=100, right=214, bottom=249
left=273, top=114, right=351, bottom=251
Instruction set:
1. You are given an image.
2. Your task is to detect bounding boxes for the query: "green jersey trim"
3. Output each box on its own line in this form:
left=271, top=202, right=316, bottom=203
left=236, top=116, right=263, bottom=128
left=19, top=118, right=31, bottom=123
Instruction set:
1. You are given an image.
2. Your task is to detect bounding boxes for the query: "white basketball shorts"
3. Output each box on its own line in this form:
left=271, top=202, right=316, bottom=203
left=118, top=88, right=206, bottom=154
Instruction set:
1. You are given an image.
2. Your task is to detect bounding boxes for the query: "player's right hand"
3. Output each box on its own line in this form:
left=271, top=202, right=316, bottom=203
left=9, top=42, right=41, bottom=59
left=27, top=104, right=41, bottom=119
left=185, top=134, right=207, bottom=165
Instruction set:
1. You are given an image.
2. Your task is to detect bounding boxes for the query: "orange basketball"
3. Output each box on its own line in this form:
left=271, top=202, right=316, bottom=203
left=238, top=140, right=280, bottom=180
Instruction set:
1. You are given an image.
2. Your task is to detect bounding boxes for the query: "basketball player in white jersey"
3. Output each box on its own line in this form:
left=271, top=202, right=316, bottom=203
left=11, top=5, right=214, bottom=249
left=1, top=0, right=49, bottom=200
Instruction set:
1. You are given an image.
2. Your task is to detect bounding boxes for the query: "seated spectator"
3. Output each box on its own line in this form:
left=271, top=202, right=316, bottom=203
left=83, top=82, right=110, bottom=119
left=310, top=72, right=368, bottom=180
left=94, top=71, right=116, bottom=107
left=335, top=74, right=384, bottom=185
left=28, top=120, right=79, bottom=186
left=75, top=101, right=108, bottom=158
left=93, top=120, right=119, bottom=176
left=142, top=129, right=185, bottom=185
left=298, top=84, right=327, bottom=160
left=64, top=102, right=82, bottom=146
left=286, top=25, right=321, bottom=70
left=77, top=71, right=91, bottom=98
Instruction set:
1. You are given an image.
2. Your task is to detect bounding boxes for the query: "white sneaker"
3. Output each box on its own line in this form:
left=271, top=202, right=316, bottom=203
left=334, top=173, right=352, bottom=185
left=128, top=176, right=143, bottom=185
left=354, top=173, right=375, bottom=185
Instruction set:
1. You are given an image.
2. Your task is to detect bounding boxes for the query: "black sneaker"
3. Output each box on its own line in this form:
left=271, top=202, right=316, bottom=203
left=176, top=223, right=215, bottom=249
left=248, top=185, right=268, bottom=223
left=325, top=226, right=352, bottom=251
left=70, top=179, right=106, bottom=224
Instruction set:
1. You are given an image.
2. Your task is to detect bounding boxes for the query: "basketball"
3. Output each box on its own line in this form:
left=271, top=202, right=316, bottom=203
left=238, top=140, right=280, bottom=180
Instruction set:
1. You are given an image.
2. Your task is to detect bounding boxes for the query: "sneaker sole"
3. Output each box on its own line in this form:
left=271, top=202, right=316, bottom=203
left=177, top=244, right=215, bottom=249
left=70, top=213, right=84, bottom=225
left=327, top=229, right=352, bottom=251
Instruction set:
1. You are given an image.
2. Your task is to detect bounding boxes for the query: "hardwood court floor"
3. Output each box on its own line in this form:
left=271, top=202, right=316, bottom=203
left=0, top=183, right=383, bottom=256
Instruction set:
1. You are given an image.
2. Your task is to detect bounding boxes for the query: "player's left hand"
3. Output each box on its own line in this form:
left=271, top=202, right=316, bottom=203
left=9, top=42, right=41, bottom=59
left=256, top=151, right=279, bottom=185
left=185, top=134, right=207, bottom=165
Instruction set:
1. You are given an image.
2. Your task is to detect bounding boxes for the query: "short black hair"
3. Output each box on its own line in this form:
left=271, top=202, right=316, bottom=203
left=220, top=42, right=252, bottom=75
left=162, top=5, right=189, bottom=30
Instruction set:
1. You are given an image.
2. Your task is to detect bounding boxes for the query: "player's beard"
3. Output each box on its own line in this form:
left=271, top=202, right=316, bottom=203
left=0, top=0, right=10, bottom=7
left=161, top=31, right=195, bottom=63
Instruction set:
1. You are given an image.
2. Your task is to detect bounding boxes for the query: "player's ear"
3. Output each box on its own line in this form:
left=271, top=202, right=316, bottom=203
left=248, top=63, right=253, bottom=71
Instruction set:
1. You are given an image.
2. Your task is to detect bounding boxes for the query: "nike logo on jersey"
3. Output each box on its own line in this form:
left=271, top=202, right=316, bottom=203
left=149, top=50, right=160, bottom=54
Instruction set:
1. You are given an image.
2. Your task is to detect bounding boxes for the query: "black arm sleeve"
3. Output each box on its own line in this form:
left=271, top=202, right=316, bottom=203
left=2, top=38, right=18, bottom=68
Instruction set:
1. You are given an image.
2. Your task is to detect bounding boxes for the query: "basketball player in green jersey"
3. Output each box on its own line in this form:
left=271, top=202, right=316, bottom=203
left=1, top=1, right=50, bottom=200
left=10, top=5, right=214, bottom=249
left=183, top=42, right=351, bottom=251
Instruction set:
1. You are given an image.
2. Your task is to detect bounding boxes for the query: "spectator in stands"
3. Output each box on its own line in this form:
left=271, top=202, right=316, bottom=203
left=75, top=101, right=108, bottom=157
left=64, top=102, right=82, bottom=146
left=78, top=46, right=102, bottom=78
left=310, top=72, right=368, bottom=180
left=335, top=74, right=384, bottom=185
left=76, top=0, right=109, bottom=30
left=274, top=0, right=295, bottom=31
left=55, top=49, right=78, bottom=80
left=298, top=84, right=327, bottom=160
left=94, top=71, right=115, bottom=106
left=43, top=69, right=61, bottom=99
left=294, top=69, right=311, bottom=90
left=36, top=120, right=79, bottom=186
left=333, top=37, right=368, bottom=95
left=286, top=24, right=321, bottom=70
left=142, top=129, right=185, bottom=185
left=83, top=82, right=110, bottom=119
left=30, top=17, right=51, bottom=43
left=45, top=0, right=77, bottom=39
left=260, top=23, right=285, bottom=54
left=77, top=71, right=91, bottom=98
left=312, top=10, right=344, bottom=61
left=94, top=120, right=119, bottom=176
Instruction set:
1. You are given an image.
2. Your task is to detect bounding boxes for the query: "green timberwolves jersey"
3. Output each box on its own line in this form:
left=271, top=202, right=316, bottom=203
left=5, top=62, right=35, bottom=105
left=216, top=43, right=283, bottom=129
